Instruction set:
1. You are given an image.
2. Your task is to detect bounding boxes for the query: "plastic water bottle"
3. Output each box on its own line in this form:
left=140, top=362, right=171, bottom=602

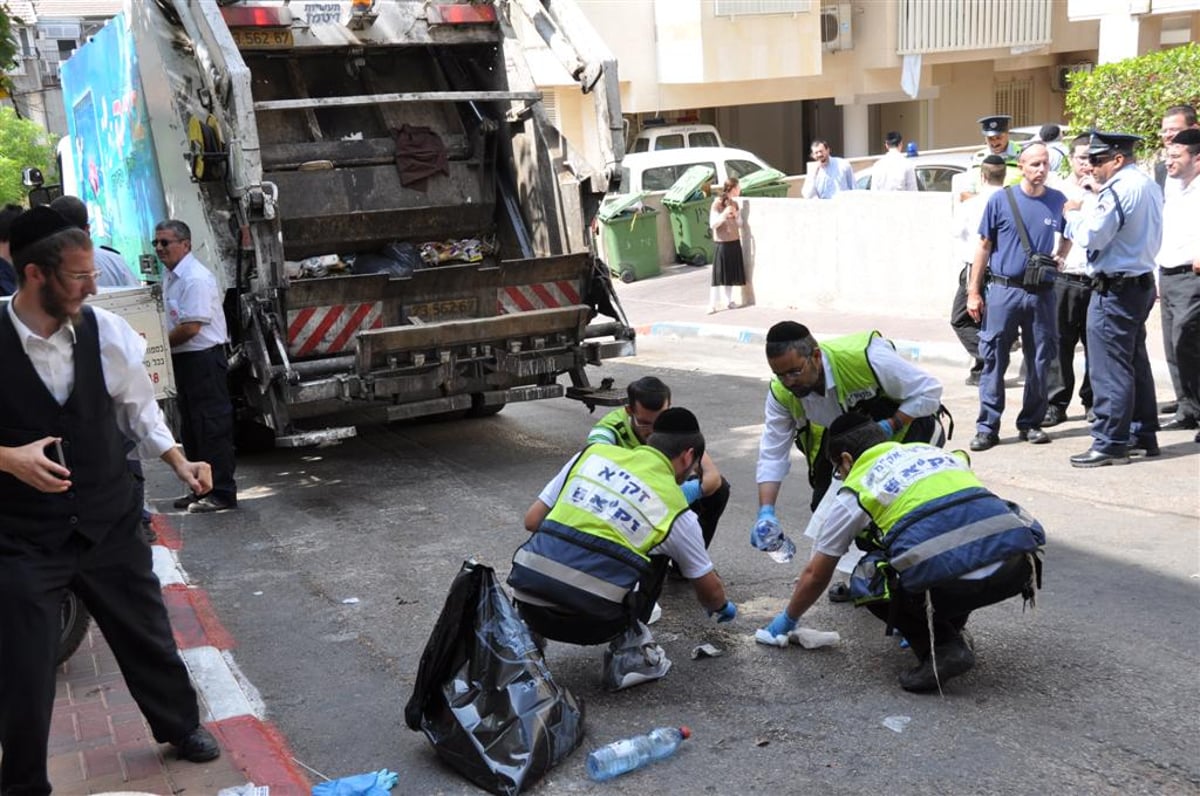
left=751, top=517, right=796, bottom=563
left=586, top=726, right=691, bottom=782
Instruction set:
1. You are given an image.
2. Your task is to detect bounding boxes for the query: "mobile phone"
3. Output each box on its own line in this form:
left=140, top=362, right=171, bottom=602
left=50, top=439, right=66, bottom=468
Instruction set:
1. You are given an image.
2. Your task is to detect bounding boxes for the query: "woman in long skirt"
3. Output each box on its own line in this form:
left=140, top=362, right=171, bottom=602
left=709, top=176, right=746, bottom=313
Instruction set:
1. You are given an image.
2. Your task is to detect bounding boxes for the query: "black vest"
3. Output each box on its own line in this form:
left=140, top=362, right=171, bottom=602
left=0, top=306, right=137, bottom=550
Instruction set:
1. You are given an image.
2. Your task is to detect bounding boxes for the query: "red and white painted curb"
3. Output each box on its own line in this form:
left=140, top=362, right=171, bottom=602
left=149, top=514, right=311, bottom=794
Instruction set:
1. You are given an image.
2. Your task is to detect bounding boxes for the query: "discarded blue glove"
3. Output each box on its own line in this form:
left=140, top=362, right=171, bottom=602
left=681, top=478, right=703, bottom=504
left=312, top=768, right=399, bottom=796
left=877, top=418, right=894, bottom=436
left=709, top=600, right=737, bottom=623
left=763, top=610, right=798, bottom=638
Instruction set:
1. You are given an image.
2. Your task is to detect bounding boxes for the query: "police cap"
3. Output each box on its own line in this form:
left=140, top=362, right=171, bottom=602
left=978, top=115, right=1011, bottom=137
left=1087, top=131, right=1142, bottom=157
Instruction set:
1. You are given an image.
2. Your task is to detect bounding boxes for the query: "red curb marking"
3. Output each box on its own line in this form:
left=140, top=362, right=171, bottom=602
left=210, top=715, right=311, bottom=795
left=162, top=586, right=236, bottom=651
left=150, top=514, right=182, bottom=550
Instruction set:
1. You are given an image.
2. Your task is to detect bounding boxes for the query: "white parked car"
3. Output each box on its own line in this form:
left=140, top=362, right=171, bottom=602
left=615, top=146, right=772, bottom=194
left=629, top=123, right=724, bottom=153
left=855, top=152, right=974, bottom=192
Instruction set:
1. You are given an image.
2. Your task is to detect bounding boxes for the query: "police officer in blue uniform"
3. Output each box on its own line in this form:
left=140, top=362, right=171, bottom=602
left=1064, top=132, right=1164, bottom=467
left=966, top=143, right=1070, bottom=450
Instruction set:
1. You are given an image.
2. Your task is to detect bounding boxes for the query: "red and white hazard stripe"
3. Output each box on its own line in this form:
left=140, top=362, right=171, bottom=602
left=497, top=280, right=581, bottom=314
left=286, top=302, right=383, bottom=357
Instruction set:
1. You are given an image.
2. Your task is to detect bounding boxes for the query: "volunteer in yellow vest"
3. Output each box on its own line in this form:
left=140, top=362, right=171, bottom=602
left=755, top=321, right=945, bottom=602
left=758, top=413, right=1044, bottom=693
left=510, top=407, right=734, bottom=691
left=588, top=376, right=729, bottom=549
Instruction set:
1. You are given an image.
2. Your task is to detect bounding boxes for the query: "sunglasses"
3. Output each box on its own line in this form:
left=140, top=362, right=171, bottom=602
left=152, top=238, right=181, bottom=248
left=1087, top=153, right=1116, bottom=166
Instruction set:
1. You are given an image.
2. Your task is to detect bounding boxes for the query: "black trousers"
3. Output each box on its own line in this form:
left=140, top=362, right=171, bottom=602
left=1045, top=277, right=1094, bottom=412
left=173, top=345, right=237, bottom=501
left=1159, top=270, right=1200, bottom=422
left=0, top=506, right=199, bottom=795
left=950, top=265, right=984, bottom=374
left=866, top=554, right=1035, bottom=660
left=691, top=477, right=730, bottom=548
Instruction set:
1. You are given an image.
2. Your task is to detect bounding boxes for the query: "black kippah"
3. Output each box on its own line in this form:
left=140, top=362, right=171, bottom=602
left=827, top=412, right=874, bottom=437
left=9, top=206, right=75, bottom=260
left=766, top=321, right=810, bottom=343
left=1174, top=128, right=1200, bottom=146
left=981, top=154, right=1006, bottom=166
left=653, top=407, right=700, bottom=434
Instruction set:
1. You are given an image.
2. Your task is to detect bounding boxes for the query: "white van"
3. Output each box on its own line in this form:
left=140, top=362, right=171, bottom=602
left=630, top=124, right=724, bottom=153
left=616, top=147, right=771, bottom=194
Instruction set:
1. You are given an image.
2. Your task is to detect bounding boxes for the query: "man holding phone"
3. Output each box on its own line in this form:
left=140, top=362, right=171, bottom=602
left=0, top=207, right=220, bottom=794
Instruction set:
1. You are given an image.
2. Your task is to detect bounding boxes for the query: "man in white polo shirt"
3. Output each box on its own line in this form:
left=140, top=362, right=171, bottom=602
left=157, top=219, right=238, bottom=512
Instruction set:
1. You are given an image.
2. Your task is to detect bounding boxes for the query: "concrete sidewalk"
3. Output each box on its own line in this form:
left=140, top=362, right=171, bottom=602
left=42, top=514, right=312, bottom=796
left=612, top=263, right=1172, bottom=384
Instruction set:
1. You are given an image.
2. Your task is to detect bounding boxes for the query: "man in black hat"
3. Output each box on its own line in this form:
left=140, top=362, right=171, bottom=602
left=509, top=407, right=735, bottom=690
left=951, top=155, right=1008, bottom=385
left=1155, top=127, right=1200, bottom=437
left=0, top=207, right=221, bottom=794
left=1064, top=131, right=1163, bottom=467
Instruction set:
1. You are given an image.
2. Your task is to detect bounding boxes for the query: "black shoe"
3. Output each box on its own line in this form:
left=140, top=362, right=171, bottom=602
left=173, top=493, right=198, bottom=510
left=188, top=495, right=237, bottom=514
left=969, top=432, right=999, bottom=451
left=1018, top=427, right=1050, bottom=444
left=964, top=372, right=981, bottom=387
left=827, top=582, right=852, bottom=603
left=1129, top=442, right=1161, bottom=458
left=173, top=726, right=220, bottom=762
left=1195, top=430, right=1200, bottom=444
left=898, top=638, right=976, bottom=693
left=1159, top=401, right=1179, bottom=416
left=1070, top=448, right=1130, bottom=468
left=1041, top=406, right=1067, bottom=427
left=1161, top=417, right=1198, bottom=430
left=1085, top=407, right=1096, bottom=423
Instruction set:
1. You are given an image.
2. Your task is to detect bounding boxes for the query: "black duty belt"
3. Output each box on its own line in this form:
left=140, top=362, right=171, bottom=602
left=1056, top=272, right=1091, bottom=285
left=1160, top=264, right=1194, bottom=277
left=1090, top=272, right=1155, bottom=294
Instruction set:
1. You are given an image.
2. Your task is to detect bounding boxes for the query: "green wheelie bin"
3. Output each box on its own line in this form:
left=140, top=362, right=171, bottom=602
left=739, top=167, right=789, bottom=198
left=661, top=165, right=716, bottom=266
left=598, top=192, right=662, bottom=283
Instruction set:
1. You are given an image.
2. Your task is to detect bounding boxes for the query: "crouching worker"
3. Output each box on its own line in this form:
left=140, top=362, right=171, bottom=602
left=758, top=413, right=1044, bottom=693
left=509, top=407, right=736, bottom=690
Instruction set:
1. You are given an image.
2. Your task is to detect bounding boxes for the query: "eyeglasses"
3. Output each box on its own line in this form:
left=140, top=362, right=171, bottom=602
left=58, top=270, right=101, bottom=283
left=152, top=238, right=181, bottom=248
left=776, top=356, right=816, bottom=383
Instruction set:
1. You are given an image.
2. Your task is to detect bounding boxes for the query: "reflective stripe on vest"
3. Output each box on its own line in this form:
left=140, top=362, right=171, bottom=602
left=512, top=547, right=631, bottom=604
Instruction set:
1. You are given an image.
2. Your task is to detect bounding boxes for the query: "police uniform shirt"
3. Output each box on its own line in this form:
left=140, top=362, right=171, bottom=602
left=4, top=301, right=176, bottom=459
left=1156, top=174, right=1200, bottom=268
left=536, top=453, right=714, bottom=579
left=163, top=251, right=229, bottom=352
left=1065, top=163, right=1163, bottom=276
left=755, top=337, right=944, bottom=484
left=94, top=246, right=139, bottom=288
left=978, top=185, right=1067, bottom=278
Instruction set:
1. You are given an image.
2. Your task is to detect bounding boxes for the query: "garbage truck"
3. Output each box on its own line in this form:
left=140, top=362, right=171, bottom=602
left=58, top=0, right=632, bottom=447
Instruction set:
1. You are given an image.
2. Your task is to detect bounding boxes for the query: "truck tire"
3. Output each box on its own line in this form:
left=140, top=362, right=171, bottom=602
left=467, top=394, right=506, bottom=418
left=58, top=590, right=90, bottom=666
left=619, top=265, right=636, bottom=284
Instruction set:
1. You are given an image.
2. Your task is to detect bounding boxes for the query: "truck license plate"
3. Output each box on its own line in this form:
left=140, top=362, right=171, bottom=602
left=407, top=298, right=479, bottom=321
left=230, top=27, right=294, bottom=49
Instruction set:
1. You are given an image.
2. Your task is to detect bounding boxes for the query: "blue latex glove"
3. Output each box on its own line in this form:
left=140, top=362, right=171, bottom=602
left=763, top=610, right=797, bottom=638
left=877, top=418, right=894, bottom=436
left=757, top=505, right=777, bottom=522
left=709, top=600, right=737, bottom=623
left=313, top=769, right=399, bottom=796
left=680, top=477, right=703, bottom=504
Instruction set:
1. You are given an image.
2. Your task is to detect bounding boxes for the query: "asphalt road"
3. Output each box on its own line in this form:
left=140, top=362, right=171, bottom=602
left=158, top=334, right=1200, bottom=795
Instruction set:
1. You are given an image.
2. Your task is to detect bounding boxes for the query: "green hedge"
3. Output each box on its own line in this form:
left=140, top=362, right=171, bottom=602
left=1064, top=43, right=1200, bottom=160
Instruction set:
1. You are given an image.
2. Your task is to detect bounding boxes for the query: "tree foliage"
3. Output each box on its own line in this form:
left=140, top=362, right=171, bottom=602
left=0, top=106, right=56, bottom=205
left=0, top=3, right=21, bottom=99
left=1064, top=43, right=1200, bottom=160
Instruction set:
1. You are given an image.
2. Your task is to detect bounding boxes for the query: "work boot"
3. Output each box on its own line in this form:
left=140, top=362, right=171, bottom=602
left=898, top=637, right=976, bottom=693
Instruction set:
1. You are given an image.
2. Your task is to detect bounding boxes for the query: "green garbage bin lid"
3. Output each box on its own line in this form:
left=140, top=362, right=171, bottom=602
left=738, top=167, right=787, bottom=191
left=662, top=165, right=716, bottom=206
left=598, top=191, right=653, bottom=222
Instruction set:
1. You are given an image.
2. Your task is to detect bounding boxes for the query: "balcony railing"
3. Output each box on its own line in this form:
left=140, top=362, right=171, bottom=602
left=897, top=0, right=1052, bottom=55
left=713, top=0, right=812, bottom=17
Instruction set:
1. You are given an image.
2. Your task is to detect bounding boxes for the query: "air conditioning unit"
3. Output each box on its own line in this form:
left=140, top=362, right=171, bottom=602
left=1052, top=62, right=1094, bottom=93
left=820, top=4, right=853, bottom=52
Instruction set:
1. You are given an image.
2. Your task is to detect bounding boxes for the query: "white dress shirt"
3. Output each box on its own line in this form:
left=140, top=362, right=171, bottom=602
left=1156, top=176, right=1200, bottom=268
left=756, top=337, right=943, bottom=485
left=163, top=252, right=228, bottom=352
left=6, top=301, right=177, bottom=459
left=871, top=150, right=918, bottom=192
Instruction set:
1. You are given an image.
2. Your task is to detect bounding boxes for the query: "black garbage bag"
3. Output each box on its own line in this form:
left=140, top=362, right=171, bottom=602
left=354, top=241, right=423, bottom=277
left=405, top=560, right=585, bottom=795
